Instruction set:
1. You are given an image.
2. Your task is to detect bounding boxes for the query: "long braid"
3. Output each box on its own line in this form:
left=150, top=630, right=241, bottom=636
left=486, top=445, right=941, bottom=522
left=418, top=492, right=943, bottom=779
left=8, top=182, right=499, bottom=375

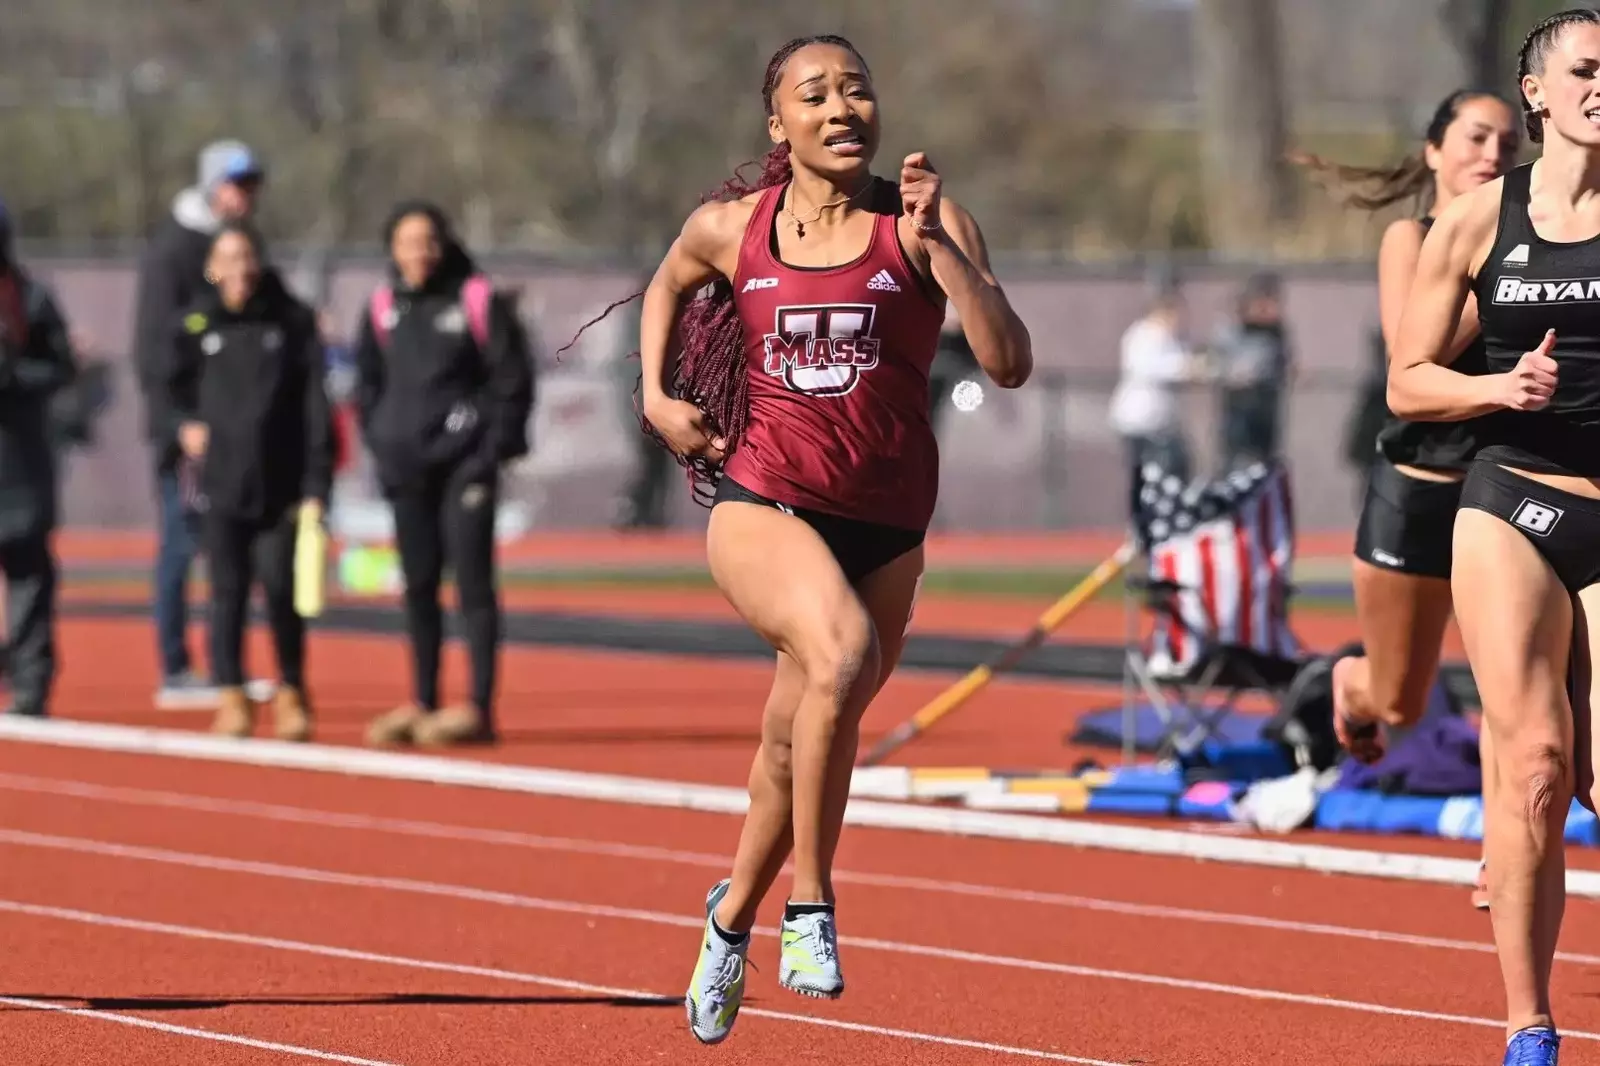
left=559, top=34, right=870, bottom=506
left=1518, top=8, right=1600, bottom=143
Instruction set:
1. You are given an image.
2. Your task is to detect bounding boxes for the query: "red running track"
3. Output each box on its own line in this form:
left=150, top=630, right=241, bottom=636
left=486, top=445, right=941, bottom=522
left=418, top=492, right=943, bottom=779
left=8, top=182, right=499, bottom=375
left=3, top=743, right=1600, bottom=1065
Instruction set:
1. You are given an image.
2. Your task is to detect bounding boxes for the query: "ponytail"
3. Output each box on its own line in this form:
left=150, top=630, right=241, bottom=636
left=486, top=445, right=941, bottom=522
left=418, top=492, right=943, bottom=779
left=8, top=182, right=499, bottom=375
left=661, top=142, right=793, bottom=503
left=1290, top=151, right=1433, bottom=212
left=1292, top=88, right=1509, bottom=215
left=557, top=142, right=794, bottom=505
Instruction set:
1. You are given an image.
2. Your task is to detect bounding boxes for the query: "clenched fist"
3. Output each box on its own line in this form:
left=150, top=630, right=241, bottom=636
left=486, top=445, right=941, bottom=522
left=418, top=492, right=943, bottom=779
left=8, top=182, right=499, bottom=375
left=1498, top=329, right=1558, bottom=412
left=900, top=152, right=943, bottom=238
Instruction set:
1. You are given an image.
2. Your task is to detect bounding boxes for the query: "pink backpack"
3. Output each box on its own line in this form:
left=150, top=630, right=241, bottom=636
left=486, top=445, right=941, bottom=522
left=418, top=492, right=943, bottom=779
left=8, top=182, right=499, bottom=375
left=369, top=273, right=492, bottom=350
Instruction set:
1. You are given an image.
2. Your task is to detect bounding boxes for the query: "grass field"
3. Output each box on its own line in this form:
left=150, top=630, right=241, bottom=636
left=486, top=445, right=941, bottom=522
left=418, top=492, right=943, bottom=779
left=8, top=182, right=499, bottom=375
left=488, top=564, right=1359, bottom=611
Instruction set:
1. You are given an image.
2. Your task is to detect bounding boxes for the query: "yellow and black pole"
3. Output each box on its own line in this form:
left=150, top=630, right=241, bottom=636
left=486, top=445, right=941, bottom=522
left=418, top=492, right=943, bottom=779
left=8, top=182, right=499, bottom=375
left=858, top=541, right=1136, bottom=767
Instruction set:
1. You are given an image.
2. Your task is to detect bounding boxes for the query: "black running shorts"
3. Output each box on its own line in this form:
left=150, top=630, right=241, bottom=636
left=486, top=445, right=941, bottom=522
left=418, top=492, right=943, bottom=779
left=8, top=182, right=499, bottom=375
left=1458, top=458, right=1600, bottom=594
left=712, top=475, right=925, bottom=585
left=1352, top=457, right=1464, bottom=580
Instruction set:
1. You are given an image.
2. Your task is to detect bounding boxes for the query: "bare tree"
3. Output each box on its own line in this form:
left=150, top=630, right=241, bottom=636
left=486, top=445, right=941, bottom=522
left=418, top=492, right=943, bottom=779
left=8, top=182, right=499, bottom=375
left=1440, top=0, right=1512, bottom=89
left=1193, top=0, right=1295, bottom=254
left=0, top=0, right=1487, bottom=261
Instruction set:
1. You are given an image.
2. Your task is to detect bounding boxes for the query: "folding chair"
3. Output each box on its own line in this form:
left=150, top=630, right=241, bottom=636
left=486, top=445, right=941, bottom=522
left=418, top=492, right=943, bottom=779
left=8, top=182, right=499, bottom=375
left=1120, top=459, right=1307, bottom=762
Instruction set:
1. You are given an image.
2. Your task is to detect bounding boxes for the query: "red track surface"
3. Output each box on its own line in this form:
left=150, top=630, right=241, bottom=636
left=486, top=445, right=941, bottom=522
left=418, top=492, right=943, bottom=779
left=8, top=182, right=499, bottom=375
left=5, top=740, right=1600, bottom=1066
left=0, top=570, right=1581, bottom=1063
left=26, top=615, right=1567, bottom=866
left=53, top=580, right=1465, bottom=660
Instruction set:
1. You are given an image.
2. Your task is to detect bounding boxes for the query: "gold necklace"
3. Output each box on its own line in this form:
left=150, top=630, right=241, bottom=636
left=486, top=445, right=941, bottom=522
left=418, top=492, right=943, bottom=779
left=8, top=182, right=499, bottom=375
left=783, top=181, right=873, bottom=239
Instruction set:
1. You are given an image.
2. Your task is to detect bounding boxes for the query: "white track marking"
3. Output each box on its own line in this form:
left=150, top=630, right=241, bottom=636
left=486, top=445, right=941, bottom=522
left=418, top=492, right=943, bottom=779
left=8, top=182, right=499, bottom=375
left=1, top=830, right=1587, bottom=1040
left=1, top=772, right=1589, bottom=965
left=0, top=995, right=403, bottom=1064
left=0, top=900, right=1121, bottom=1064
left=0, top=717, right=1556, bottom=893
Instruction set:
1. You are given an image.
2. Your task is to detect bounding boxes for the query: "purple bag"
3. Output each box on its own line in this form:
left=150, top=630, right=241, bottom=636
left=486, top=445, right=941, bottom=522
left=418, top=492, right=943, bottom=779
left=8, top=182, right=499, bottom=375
left=1336, top=710, right=1484, bottom=796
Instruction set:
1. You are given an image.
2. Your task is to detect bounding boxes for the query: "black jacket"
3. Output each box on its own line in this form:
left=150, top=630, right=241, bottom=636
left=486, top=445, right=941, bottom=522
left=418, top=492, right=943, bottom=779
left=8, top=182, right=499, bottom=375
left=0, top=272, right=77, bottom=543
left=133, top=190, right=219, bottom=471
left=163, top=270, right=335, bottom=523
left=353, top=257, right=534, bottom=495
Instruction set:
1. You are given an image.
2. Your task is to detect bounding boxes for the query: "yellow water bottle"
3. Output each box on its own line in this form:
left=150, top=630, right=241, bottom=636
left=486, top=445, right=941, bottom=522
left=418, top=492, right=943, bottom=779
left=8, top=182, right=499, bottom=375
left=294, top=500, right=328, bottom=618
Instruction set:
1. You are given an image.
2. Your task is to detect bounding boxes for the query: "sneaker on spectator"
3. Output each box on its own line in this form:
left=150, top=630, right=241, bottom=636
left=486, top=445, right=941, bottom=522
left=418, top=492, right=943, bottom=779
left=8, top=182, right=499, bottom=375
left=413, top=704, right=495, bottom=747
left=365, top=703, right=428, bottom=746
left=244, top=678, right=278, bottom=703
left=155, top=671, right=220, bottom=711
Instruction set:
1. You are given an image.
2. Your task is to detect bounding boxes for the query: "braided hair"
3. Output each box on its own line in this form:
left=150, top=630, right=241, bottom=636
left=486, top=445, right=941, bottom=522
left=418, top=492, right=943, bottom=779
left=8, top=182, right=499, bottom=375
left=1517, top=7, right=1600, bottom=143
left=559, top=35, right=871, bottom=505
left=1292, top=89, right=1510, bottom=214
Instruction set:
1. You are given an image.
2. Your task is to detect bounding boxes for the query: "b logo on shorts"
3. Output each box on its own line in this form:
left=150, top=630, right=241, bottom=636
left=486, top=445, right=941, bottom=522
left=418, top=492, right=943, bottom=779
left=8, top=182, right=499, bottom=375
left=1511, top=497, right=1564, bottom=537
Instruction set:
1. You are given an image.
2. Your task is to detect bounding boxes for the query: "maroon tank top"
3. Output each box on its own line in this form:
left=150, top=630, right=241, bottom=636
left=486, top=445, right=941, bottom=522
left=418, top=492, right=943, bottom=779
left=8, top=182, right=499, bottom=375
left=725, top=180, right=946, bottom=531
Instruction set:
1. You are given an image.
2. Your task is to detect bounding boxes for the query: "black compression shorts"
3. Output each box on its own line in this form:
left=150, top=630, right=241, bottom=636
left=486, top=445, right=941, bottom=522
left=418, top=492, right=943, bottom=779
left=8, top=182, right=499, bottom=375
left=1458, top=458, right=1600, bottom=594
left=712, top=475, right=925, bottom=585
left=1352, top=456, right=1463, bottom=581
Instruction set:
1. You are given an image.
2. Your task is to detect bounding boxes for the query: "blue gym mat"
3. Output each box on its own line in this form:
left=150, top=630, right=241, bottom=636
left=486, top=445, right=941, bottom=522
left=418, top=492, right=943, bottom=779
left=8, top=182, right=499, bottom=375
left=1071, top=703, right=1269, bottom=752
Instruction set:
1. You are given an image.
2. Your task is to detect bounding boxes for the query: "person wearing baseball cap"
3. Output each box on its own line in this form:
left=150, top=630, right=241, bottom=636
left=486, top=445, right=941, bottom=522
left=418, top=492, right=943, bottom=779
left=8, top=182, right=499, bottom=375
left=131, top=139, right=267, bottom=711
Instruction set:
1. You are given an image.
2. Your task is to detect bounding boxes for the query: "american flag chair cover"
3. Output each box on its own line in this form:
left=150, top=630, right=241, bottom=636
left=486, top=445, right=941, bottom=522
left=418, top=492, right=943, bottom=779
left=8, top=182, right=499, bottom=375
left=1125, top=459, right=1305, bottom=756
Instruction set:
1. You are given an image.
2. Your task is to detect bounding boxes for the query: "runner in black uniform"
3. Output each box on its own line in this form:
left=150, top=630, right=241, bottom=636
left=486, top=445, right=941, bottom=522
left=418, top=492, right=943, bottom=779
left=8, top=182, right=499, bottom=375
left=1389, top=11, right=1600, bottom=1063
left=1297, top=90, right=1518, bottom=913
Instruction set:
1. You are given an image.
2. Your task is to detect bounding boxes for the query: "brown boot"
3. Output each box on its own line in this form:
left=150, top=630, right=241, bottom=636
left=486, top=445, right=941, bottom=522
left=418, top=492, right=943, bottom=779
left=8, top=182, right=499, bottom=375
left=365, top=703, right=428, bottom=746
left=412, top=704, right=494, bottom=747
left=272, top=686, right=312, bottom=742
left=212, top=687, right=253, bottom=738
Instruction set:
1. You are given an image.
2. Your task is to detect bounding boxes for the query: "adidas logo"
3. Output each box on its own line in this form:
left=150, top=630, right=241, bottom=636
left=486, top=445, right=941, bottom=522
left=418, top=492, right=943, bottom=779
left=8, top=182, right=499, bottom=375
left=1503, top=243, right=1530, bottom=266
left=866, top=269, right=900, bottom=292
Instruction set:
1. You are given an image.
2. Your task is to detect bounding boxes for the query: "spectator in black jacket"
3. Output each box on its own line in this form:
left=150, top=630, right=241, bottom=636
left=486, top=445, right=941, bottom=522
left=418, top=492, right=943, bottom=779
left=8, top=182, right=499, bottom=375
left=163, top=222, right=333, bottom=741
left=133, top=139, right=265, bottom=711
left=0, top=201, right=78, bottom=718
left=356, top=201, right=533, bottom=749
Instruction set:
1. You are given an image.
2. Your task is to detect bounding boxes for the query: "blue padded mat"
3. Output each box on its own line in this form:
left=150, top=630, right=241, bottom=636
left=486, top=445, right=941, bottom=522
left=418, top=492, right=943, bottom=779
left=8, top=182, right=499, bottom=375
left=1316, top=790, right=1600, bottom=846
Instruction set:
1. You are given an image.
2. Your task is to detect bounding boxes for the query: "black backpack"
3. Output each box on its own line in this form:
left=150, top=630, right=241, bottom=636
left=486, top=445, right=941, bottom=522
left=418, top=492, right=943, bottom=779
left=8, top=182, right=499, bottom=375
left=1260, top=646, right=1358, bottom=772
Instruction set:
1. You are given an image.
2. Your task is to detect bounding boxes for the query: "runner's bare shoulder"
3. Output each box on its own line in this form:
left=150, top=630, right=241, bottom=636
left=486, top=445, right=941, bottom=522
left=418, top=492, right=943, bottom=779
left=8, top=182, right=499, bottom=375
left=676, top=195, right=764, bottom=281
left=1427, top=177, right=1505, bottom=279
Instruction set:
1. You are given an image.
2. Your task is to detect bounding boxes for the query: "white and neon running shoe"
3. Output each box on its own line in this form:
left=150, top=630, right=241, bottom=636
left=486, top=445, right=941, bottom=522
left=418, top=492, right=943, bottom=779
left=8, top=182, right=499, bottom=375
left=685, top=879, right=748, bottom=1044
left=778, top=906, right=844, bottom=999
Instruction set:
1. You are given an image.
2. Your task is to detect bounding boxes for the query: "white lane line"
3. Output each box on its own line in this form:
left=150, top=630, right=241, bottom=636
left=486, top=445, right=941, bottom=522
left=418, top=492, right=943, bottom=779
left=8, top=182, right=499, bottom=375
left=0, top=900, right=1120, bottom=1064
left=1, top=829, right=1582, bottom=1040
left=0, top=716, right=1548, bottom=894
left=0, top=994, right=403, bottom=1064
left=0, top=773, right=1582, bottom=965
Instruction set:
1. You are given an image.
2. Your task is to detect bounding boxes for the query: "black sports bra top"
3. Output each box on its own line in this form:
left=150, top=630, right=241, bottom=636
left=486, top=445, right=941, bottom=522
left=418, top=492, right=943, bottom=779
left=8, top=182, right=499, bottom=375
left=1471, top=162, right=1600, bottom=477
left=1375, top=216, right=1493, bottom=472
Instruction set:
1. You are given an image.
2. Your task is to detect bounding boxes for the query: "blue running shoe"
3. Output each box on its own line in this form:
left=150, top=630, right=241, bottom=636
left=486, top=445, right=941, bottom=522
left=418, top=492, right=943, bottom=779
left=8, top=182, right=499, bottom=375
left=1505, top=1026, right=1560, bottom=1066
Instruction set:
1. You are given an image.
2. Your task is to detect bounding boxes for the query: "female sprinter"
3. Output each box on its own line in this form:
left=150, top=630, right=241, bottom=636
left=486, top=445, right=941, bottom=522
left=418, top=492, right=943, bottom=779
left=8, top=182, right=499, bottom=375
left=1389, top=10, right=1600, bottom=1063
left=1297, top=89, right=1519, bottom=911
left=620, top=34, right=1030, bottom=1044
left=163, top=222, right=334, bottom=741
